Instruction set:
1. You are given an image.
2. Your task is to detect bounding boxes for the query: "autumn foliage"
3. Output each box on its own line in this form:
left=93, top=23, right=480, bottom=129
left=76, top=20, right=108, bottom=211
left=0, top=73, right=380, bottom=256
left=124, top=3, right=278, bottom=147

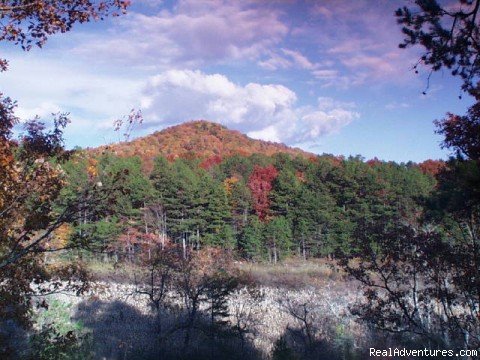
left=247, top=165, right=278, bottom=221
left=96, top=120, right=312, bottom=172
left=435, top=103, right=480, bottom=162
left=418, top=159, right=445, bottom=176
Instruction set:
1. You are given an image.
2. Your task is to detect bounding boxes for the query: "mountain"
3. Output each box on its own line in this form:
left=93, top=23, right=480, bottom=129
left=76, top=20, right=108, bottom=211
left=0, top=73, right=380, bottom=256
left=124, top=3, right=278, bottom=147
left=96, top=120, right=314, bottom=171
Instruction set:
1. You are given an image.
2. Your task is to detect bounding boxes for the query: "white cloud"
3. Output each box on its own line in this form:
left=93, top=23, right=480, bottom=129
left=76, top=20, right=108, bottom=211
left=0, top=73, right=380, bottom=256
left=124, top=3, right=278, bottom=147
left=1, top=53, right=145, bottom=148
left=258, top=48, right=319, bottom=71
left=312, top=69, right=338, bottom=80
left=248, top=126, right=281, bottom=142
left=140, top=69, right=358, bottom=144
left=2, top=54, right=143, bottom=122
left=281, top=48, right=316, bottom=70
left=306, top=0, right=421, bottom=87
left=15, top=102, right=62, bottom=121
left=71, top=0, right=288, bottom=68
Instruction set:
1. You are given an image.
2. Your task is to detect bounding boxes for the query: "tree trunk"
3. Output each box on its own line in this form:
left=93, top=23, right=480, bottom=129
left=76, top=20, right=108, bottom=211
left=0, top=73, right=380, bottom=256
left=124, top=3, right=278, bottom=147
left=197, top=227, right=200, bottom=250
left=273, top=240, right=278, bottom=264
left=302, top=236, right=306, bottom=260
left=182, top=233, right=187, bottom=259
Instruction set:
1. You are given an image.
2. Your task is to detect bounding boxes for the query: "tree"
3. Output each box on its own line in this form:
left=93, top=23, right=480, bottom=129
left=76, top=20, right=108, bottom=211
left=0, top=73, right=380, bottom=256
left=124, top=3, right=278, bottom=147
left=265, top=216, right=292, bottom=264
left=435, top=101, right=480, bottom=162
left=223, top=175, right=251, bottom=239
left=0, top=0, right=129, bottom=55
left=134, top=245, right=177, bottom=335
left=396, top=0, right=480, bottom=94
left=172, top=248, right=238, bottom=350
left=0, top=115, right=95, bottom=358
left=239, top=216, right=264, bottom=260
left=270, top=168, right=301, bottom=218
left=335, top=101, right=480, bottom=352
left=338, top=217, right=480, bottom=351
left=0, top=1, right=130, bottom=356
left=247, top=165, right=278, bottom=221
left=200, top=175, right=234, bottom=249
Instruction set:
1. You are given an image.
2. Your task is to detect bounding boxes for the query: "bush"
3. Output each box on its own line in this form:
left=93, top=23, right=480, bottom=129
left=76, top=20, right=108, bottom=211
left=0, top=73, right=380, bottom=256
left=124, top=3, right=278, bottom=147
left=28, top=300, right=93, bottom=360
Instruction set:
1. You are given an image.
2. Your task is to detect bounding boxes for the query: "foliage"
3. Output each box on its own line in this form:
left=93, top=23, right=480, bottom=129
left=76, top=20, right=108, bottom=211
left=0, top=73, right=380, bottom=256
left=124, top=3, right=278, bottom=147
left=0, top=0, right=129, bottom=51
left=338, top=216, right=480, bottom=350
left=29, top=300, right=92, bottom=360
left=396, top=0, right=480, bottom=93
left=248, top=164, right=278, bottom=221
left=435, top=100, right=480, bottom=161
left=0, top=1, right=129, bottom=357
left=97, top=120, right=310, bottom=172
left=57, top=137, right=439, bottom=263
left=0, top=107, right=93, bottom=335
left=335, top=105, right=480, bottom=352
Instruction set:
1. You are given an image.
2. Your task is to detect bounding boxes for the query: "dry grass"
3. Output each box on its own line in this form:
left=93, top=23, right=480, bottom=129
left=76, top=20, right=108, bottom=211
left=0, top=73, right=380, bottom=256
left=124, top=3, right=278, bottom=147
left=86, top=260, right=139, bottom=284
left=236, top=258, right=346, bottom=289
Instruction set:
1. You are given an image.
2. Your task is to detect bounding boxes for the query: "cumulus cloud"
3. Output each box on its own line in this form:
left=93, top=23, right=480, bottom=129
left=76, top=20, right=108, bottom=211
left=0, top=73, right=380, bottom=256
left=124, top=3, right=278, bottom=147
left=2, top=54, right=144, bottom=141
left=140, top=69, right=358, bottom=144
left=15, top=102, right=62, bottom=121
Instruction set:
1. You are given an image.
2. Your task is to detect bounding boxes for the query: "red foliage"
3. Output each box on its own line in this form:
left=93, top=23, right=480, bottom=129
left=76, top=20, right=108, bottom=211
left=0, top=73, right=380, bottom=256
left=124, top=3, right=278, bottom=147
left=166, top=154, right=178, bottom=162
left=93, top=121, right=313, bottom=173
left=199, top=154, right=223, bottom=170
left=326, top=155, right=344, bottom=167
left=247, top=165, right=278, bottom=221
left=366, top=157, right=382, bottom=167
left=418, top=159, right=445, bottom=176
left=435, top=104, right=480, bottom=161
left=115, top=228, right=167, bottom=257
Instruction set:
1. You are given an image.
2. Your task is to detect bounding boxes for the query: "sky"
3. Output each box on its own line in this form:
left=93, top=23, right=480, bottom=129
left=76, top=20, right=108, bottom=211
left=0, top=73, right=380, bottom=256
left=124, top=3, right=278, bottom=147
left=1, top=0, right=474, bottom=162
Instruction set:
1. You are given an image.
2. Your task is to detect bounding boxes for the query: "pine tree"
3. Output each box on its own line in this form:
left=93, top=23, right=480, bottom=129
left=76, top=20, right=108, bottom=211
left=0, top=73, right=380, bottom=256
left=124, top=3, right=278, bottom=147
left=265, top=216, right=292, bottom=264
left=239, top=216, right=264, bottom=260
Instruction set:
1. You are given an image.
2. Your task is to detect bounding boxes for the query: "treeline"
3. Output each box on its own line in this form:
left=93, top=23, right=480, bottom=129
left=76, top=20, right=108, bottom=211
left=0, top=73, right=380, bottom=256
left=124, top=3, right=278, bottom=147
left=58, top=151, right=437, bottom=263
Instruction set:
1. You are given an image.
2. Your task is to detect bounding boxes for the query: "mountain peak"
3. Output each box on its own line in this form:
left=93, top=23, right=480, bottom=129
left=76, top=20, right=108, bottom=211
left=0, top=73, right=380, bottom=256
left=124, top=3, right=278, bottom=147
left=98, top=120, right=313, bottom=171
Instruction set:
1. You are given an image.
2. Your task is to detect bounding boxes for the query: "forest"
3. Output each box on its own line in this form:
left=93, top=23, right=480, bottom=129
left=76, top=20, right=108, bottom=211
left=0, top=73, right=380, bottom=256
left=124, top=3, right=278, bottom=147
left=1, top=0, right=480, bottom=359
left=62, top=121, right=441, bottom=264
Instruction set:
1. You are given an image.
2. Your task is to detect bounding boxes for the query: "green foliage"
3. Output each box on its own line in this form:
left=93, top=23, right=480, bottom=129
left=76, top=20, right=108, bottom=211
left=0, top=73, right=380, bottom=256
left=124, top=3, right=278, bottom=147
left=265, top=216, right=293, bottom=263
left=29, top=300, right=92, bottom=360
left=57, top=146, right=437, bottom=263
left=239, top=216, right=264, bottom=260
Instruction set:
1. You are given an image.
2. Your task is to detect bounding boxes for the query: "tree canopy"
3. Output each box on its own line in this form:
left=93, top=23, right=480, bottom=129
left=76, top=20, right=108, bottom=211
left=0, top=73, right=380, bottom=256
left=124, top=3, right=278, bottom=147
left=397, top=0, right=480, bottom=94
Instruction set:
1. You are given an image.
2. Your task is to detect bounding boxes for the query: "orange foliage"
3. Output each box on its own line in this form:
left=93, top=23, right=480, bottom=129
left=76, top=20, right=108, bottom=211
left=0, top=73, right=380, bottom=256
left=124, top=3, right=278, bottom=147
left=115, top=228, right=167, bottom=256
left=200, top=154, right=223, bottom=170
left=49, top=223, right=73, bottom=250
left=223, top=176, right=239, bottom=197
left=295, top=170, right=306, bottom=182
left=86, top=157, right=98, bottom=180
left=93, top=120, right=313, bottom=173
left=418, top=159, right=445, bottom=176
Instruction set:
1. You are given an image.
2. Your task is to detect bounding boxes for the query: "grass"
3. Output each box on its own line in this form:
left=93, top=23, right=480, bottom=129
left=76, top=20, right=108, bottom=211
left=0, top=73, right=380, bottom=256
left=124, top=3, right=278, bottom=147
left=236, top=258, right=345, bottom=289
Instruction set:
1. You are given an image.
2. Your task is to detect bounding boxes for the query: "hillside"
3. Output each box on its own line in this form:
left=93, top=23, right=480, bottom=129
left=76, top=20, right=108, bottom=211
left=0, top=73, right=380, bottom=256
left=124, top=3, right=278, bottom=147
left=95, top=120, right=314, bottom=171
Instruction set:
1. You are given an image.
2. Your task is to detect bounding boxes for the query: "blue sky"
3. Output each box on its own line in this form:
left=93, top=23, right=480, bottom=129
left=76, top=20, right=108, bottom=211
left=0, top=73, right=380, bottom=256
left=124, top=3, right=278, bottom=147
left=1, top=0, right=473, bottom=162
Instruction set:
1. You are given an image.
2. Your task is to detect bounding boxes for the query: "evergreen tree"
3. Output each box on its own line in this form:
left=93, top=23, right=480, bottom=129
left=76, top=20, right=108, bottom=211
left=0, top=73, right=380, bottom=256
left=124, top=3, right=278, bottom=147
left=265, top=216, right=292, bottom=264
left=239, top=216, right=264, bottom=260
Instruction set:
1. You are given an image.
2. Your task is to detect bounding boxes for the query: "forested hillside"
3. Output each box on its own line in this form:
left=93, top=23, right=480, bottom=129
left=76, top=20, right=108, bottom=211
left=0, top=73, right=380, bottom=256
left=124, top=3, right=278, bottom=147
left=3, top=0, right=480, bottom=358
left=64, top=121, right=439, bottom=263
left=96, top=121, right=313, bottom=172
